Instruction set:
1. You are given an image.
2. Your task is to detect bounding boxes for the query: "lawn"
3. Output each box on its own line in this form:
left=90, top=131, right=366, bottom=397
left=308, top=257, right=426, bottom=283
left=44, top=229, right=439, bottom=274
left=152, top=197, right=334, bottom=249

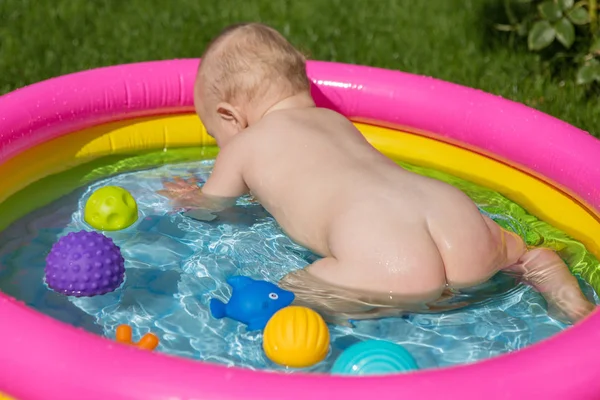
left=1, top=0, right=599, bottom=136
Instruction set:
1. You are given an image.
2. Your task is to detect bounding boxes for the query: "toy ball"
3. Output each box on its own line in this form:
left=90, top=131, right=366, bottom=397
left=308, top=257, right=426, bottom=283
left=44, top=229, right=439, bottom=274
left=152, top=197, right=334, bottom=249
left=263, top=306, right=330, bottom=368
left=45, top=230, right=125, bottom=297
left=331, top=340, right=419, bottom=375
left=84, top=186, right=138, bottom=231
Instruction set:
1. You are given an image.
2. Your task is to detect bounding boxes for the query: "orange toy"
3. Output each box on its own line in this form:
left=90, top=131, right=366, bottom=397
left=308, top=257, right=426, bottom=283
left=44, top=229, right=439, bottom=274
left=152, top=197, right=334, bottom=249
left=115, top=324, right=159, bottom=350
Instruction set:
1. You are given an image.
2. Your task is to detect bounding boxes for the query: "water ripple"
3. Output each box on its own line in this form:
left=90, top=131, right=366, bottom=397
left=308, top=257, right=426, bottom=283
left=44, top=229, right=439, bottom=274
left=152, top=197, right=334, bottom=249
left=0, top=159, right=597, bottom=373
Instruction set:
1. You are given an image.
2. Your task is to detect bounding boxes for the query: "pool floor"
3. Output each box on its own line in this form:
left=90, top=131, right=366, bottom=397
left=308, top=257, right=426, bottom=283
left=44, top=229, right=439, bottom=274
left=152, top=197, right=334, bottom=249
left=0, top=159, right=597, bottom=372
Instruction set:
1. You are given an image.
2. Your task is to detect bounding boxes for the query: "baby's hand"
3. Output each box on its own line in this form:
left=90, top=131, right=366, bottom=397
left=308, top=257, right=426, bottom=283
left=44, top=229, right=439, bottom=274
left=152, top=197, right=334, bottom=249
left=157, top=176, right=236, bottom=220
left=157, top=176, right=203, bottom=210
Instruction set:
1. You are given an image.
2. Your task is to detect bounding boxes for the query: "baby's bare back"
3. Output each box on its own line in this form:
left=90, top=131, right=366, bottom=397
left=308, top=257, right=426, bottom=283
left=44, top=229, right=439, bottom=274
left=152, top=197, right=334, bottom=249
left=237, top=108, right=524, bottom=301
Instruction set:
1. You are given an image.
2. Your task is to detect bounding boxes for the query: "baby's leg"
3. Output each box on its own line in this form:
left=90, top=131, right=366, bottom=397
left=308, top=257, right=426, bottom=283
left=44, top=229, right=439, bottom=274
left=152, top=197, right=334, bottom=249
left=479, top=217, right=594, bottom=323
left=279, top=250, right=447, bottom=324
left=278, top=262, right=391, bottom=325
left=505, top=247, right=595, bottom=323
left=279, top=262, right=475, bottom=325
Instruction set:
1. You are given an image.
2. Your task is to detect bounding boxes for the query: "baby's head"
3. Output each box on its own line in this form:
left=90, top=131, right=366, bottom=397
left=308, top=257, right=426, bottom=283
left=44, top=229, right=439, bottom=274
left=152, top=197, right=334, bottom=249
left=195, top=23, right=311, bottom=146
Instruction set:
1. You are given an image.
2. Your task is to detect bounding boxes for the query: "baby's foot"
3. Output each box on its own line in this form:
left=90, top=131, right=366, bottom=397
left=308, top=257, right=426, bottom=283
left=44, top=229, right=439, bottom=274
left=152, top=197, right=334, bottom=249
left=547, top=296, right=595, bottom=324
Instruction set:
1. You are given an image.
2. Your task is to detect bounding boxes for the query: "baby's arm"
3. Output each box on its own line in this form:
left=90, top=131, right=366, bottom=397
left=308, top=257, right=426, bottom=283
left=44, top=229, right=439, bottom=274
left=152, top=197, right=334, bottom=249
left=161, top=147, right=249, bottom=220
left=194, top=147, right=249, bottom=211
left=200, top=147, right=249, bottom=202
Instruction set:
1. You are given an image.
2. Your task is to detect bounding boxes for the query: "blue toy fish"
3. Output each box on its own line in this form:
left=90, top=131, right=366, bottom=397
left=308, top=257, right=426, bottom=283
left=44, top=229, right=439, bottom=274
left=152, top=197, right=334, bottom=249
left=209, top=276, right=295, bottom=331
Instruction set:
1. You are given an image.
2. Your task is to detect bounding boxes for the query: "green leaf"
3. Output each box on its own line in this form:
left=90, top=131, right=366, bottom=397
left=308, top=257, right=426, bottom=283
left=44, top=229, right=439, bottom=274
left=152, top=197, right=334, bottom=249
left=558, top=0, right=574, bottom=10
left=555, top=17, right=575, bottom=48
left=590, top=37, right=600, bottom=54
left=576, top=61, right=600, bottom=84
left=538, top=1, right=563, bottom=22
left=567, top=7, right=590, bottom=25
left=528, top=20, right=556, bottom=50
left=517, top=22, right=529, bottom=36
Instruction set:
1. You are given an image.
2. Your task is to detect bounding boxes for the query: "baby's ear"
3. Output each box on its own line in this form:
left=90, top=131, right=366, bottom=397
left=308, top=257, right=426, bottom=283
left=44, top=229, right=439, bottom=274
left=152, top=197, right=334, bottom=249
left=216, top=103, right=235, bottom=120
left=216, top=102, right=247, bottom=132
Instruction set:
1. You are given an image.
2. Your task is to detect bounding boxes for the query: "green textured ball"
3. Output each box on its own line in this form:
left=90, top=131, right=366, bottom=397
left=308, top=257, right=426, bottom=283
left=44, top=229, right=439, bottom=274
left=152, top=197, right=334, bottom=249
left=84, top=186, right=138, bottom=231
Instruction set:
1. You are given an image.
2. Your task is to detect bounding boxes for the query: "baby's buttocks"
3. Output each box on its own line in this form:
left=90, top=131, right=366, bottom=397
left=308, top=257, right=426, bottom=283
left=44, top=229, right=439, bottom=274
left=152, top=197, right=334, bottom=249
left=326, top=201, right=449, bottom=303
left=425, top=187, right=525, bottom=288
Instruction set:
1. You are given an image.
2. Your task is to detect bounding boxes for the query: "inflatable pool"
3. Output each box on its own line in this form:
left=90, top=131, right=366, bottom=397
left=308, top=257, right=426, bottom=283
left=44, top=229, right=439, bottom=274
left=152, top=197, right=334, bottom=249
left=0, top=59, right=599, bottom=399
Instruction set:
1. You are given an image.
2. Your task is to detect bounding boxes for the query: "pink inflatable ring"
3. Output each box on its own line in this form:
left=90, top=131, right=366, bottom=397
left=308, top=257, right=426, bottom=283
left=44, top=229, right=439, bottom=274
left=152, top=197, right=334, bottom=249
left=0, top=59, right=599, bottom=400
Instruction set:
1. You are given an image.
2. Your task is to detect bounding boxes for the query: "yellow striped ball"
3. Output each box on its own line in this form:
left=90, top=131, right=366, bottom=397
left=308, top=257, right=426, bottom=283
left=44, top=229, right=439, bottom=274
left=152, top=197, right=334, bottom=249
left=263, top=306, right=330, bottom=368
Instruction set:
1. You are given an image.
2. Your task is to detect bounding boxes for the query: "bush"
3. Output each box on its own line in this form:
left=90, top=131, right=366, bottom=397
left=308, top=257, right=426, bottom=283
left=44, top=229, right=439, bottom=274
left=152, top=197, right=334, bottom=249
left=496, top=0, right=600, bottom=84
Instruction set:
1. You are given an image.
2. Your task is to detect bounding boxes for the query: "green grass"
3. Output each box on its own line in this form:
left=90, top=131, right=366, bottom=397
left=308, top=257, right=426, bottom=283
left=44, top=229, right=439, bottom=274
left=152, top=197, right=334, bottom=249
left=1, top=0, right=599, bottom=135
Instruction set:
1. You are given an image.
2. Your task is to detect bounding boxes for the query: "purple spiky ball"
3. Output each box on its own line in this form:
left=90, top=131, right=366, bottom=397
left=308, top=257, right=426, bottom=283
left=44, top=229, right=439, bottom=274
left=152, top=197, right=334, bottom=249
left=45, top=230, right=125, bottom=297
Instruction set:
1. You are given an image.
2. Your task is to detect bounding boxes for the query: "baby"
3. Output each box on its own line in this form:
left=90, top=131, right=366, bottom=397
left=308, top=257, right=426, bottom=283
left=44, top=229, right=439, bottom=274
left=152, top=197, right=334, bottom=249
left=159, top=23, right=596, bottom=324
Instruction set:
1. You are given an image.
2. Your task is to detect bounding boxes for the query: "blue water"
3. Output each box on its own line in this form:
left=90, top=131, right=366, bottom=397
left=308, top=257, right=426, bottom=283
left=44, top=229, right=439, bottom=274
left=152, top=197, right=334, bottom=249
left=0, top=159, right=597, bottom=372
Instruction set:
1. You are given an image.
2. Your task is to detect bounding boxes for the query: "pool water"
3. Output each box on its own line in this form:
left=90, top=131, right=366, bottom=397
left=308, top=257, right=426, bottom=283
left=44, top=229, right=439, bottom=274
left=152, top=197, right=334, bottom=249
left=0, top=159, right=597, bottom=372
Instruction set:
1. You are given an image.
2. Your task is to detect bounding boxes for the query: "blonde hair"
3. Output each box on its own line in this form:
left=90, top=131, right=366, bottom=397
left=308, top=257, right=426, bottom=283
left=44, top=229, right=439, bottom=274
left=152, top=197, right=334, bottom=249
left=197, top=23, right=310, bottom=104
